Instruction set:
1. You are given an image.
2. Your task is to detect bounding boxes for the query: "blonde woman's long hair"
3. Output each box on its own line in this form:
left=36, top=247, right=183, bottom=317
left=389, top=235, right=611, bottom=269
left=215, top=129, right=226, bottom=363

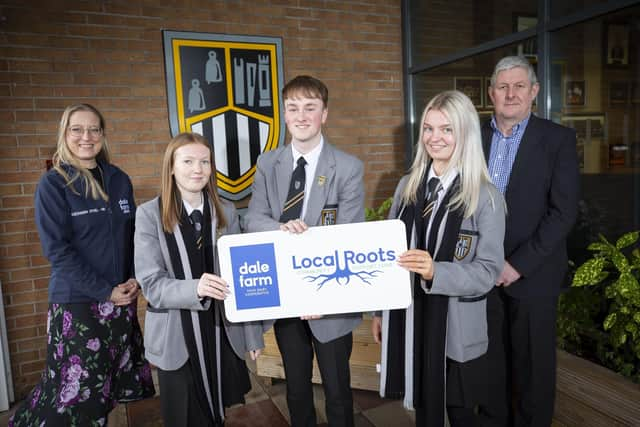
left=160, top=132, right=227, bottom=233
left=53, top=103, right=110, bottom=201
left=401, top=90, right=491, bottom=218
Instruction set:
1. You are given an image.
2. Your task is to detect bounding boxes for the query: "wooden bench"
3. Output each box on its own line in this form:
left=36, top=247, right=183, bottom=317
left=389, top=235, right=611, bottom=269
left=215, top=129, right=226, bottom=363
left=555, top=349, right=640, bottom=426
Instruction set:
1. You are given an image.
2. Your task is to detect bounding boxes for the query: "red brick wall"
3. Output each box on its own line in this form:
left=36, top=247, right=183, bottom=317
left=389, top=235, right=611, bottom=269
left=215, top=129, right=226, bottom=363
left=0, top=0, right=405, bottom=398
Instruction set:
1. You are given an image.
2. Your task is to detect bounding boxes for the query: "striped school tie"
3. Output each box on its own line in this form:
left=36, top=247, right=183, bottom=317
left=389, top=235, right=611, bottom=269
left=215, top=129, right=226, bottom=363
left=422, top=177, right=442, bottom=221
left=279, top=156, right=307, bottom=222
left=189, top=209, right=204, bottom=250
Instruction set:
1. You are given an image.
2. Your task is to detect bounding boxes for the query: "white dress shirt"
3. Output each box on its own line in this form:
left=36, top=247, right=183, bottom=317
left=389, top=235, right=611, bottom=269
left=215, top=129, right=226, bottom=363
left=425, top=166, right=459, bottom=255
left=182, top=194, right=204, bottom=216
left=291, top=136, right=324, bottom=221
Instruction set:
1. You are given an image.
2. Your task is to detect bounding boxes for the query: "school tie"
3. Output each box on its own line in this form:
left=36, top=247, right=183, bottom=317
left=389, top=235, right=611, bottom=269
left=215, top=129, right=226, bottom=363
left=190, top=209, right=204, bottom=250
left=423, top=177, right=444, bottom=256
left=279, top=156, right=307, bottom=222
left=422, top=177, right=442, bottom=221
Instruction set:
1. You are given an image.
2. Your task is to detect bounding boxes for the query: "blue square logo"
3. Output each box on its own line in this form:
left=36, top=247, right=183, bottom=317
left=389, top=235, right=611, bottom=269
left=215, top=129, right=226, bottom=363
left=230, top=243, right=280, bottom=310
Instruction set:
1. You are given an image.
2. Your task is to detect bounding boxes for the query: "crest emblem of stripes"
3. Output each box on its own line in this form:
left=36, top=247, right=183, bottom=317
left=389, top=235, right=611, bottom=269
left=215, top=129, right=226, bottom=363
left=163, top=31, right=285, bottom=201
left=454, top=234, right=473, bottom=260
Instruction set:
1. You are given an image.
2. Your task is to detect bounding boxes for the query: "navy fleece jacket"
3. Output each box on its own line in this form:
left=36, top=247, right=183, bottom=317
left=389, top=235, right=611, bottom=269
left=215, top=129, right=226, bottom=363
left=35, top=161, right=136, bottom=303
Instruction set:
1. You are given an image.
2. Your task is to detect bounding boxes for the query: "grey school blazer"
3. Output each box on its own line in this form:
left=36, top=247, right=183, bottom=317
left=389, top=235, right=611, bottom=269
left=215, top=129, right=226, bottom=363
left=244, top=141, right=365, bottom=343
left=134, top=197, right=265, bottom=371
left=382, top=176, right=505, bottom=364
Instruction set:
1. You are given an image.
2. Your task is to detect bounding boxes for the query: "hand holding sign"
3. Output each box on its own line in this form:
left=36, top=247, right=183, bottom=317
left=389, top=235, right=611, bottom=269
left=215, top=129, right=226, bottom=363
left=398, top=249, right=435, bottom=281
left=280, top=218, right=309, bottom=234
left=196, top=273, right=230, bottom=300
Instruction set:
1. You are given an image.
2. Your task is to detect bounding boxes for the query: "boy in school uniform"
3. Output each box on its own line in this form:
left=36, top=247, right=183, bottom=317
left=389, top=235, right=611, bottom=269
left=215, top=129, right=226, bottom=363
left=245, top=75, right=365, bottom=427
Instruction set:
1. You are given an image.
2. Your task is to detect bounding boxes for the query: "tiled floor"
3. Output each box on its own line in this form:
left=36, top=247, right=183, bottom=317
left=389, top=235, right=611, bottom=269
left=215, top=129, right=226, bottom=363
left=0, top=358, right=567, bottom=426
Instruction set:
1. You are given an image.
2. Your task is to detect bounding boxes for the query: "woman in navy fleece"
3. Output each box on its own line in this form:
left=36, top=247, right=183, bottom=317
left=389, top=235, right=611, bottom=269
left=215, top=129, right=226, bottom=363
left=10, top=104, right=155, bottom=426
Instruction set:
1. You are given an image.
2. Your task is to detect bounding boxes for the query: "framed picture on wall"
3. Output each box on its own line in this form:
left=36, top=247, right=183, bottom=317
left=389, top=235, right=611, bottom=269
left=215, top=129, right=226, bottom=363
left=565, top=80, right=586, bottom=107
left=605, top=23, right=629, bottom=67
left=454, top=77, right=483, bottom=108
left=609, top=81, right=629, bottom=105
left=560, top=114, right=606, bottom=173
left=484, top=77, right=493, bottom=107
left=631, top=83, right=640, bottom=104
left=514, top=14, right=538, bottom=60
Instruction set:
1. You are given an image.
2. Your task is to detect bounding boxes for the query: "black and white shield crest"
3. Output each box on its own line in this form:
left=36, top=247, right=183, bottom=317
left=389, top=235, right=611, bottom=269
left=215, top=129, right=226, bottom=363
left=163, top=30, right=285, bottom=201
left=454, top=234, right=473, bottom=260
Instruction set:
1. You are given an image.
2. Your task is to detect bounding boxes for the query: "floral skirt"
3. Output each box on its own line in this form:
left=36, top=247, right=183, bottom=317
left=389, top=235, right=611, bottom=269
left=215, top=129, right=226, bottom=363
left=9, top=301, right=156, bottom=427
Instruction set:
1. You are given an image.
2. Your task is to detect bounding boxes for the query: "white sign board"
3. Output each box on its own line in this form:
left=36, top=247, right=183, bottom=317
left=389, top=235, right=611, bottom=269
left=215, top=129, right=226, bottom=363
left=218, top=219, right=412, bottom=322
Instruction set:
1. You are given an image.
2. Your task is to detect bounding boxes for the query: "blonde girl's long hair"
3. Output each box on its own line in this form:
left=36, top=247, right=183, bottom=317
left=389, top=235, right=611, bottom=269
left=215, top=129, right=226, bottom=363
left=160, top=132, right=227, bottom=233
left=401, top=90, right=492, bottom=218
left=53, top=103, right=110, bottom=201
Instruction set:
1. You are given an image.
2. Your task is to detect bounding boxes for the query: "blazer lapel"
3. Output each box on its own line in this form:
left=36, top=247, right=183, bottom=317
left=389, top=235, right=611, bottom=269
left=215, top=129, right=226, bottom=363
left=481, top=121, right=493, bottom=161
left=206, top=196, right=218, bottom=245
left=274, top=146, right=294, bottom=219
left=304, top=143, right=336, bottom=226
left=505, top=115, right=541, bottom=198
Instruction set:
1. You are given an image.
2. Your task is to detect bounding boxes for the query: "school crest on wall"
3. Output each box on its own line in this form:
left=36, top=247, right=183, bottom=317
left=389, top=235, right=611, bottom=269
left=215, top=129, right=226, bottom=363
left=163, top=30, right=285, bottom=201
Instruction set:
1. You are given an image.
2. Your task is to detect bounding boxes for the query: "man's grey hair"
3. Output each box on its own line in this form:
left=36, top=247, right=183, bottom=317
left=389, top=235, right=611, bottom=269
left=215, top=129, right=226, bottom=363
left=490, top=56, right=538, bottom=86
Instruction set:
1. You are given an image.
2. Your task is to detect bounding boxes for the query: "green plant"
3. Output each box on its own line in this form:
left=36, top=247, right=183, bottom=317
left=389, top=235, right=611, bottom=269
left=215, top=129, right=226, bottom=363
left=570, top=231, right=640, bottom=382
left=556, top=278, right=603, bottom=358
left=365, top=197, right=393, bottom=221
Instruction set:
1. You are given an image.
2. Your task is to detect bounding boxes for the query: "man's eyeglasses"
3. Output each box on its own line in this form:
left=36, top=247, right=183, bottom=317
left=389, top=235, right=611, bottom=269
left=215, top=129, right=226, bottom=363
left=68, top=126, right=103, bottom=138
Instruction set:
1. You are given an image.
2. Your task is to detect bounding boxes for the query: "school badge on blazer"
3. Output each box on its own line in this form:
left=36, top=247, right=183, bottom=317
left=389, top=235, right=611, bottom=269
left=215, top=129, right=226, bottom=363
left=321, top=205, right=338, bottom=226
left=454, top=232, right=474, bottom=260
left=163, top=30, right=285, bottom=201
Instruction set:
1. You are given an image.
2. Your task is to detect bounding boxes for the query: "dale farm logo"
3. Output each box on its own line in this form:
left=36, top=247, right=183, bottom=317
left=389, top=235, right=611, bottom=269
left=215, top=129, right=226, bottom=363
left=163, top=30, right=285, bottom=201
left=118, top=198, right=131, bottom=215
left=230, top=243, right=281, bottom=310
left=292, top=248, right=397, bottom=290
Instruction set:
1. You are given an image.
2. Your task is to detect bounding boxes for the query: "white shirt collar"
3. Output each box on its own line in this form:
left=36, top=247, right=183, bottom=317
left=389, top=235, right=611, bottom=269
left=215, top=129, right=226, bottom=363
left=182, top=194, right=204, bottom=216
left=291, top=136, right=324, bottom=220
left=291, top=135, right=324, bottom=168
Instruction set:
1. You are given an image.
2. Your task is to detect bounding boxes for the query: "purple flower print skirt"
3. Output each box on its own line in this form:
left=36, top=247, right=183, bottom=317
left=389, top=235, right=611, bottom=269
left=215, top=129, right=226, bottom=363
left=9, top=301, right=156, bottom=426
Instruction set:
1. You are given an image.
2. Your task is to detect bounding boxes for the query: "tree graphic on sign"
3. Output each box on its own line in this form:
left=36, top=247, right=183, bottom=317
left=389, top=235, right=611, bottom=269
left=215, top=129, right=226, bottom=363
left=304, top=255, right=382, bottom=290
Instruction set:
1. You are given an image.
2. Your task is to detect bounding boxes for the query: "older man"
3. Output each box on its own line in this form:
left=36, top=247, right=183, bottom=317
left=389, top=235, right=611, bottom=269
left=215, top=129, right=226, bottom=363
left=478, top=56, right=579, bottom=427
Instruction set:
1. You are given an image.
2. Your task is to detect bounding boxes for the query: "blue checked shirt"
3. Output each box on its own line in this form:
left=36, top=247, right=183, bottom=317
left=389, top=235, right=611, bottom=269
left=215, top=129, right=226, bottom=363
left=487, top=114, right=531, bottom=194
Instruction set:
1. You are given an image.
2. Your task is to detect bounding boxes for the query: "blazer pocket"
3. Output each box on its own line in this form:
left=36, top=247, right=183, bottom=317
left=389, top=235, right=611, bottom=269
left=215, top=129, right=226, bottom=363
left=460, top=298, right=488, bottom=349
left=321, top=204, right=338, bottom=226
left=143, top=309, right=169, bottom=356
